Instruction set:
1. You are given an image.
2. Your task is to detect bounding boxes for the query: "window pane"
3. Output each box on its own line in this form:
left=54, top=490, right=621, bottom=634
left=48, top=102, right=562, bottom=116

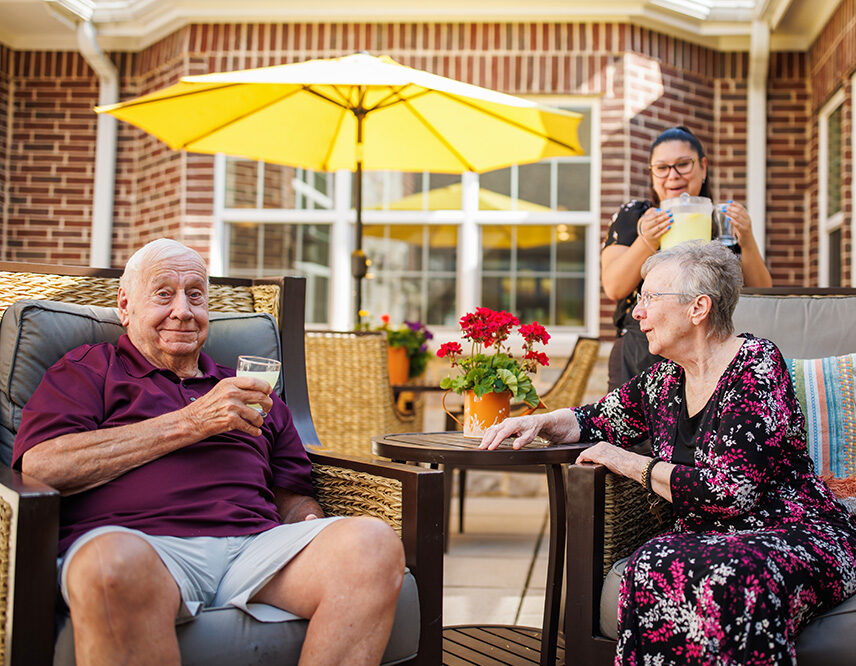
left=426, top=277, right=457, bottom=326
left=479, top=167, right=512, bottom=200
left=828, top=105, right=842, bottom=216
left=516, top=276, right=551, bottom=323
left=360, top=171, right=461, bottom=210
left=518, top=162, right=551, bottom=208
left=364, top=277, right=422, bottom=323
left=829, top=227, right=842, bottom=287
left=225, top=158, right=258, bottom=208
left=228, top=223, right=261, bottom=271
left=517, top=226, right=552, bottom=272
left=428, top=225, right=458, bottom=272
left=556, top=277, right=585, bottom=326
left=556, top=225, right=586, bottom=272
left=363, top=225, right=423, bottom=271
left=226, top=222, right=331, bottom=324
left=482, top=225, right=512, bottom=271
left=481, top=276, right=511, bottom=312
left=262, top=163, right=294, bottom=209
left=564, top=106, right=592, bottom=155
left=262, top=225, right=297, bottom=271
left=556, top=162, right=591, bottom=211
left=300, top=224, right=331, bottom=266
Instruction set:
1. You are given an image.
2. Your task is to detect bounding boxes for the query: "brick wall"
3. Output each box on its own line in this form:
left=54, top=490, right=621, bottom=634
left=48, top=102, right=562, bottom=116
left=3, top=17, right=855, bottom=327
left=809, top=0, right=856, bottom=286
left=0, top=44, right=9, bottom=260
left=3, top=51, right=98, bottom=264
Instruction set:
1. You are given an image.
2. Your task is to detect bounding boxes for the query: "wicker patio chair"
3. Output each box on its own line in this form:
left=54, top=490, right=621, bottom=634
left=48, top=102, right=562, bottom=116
left=445, top=336, right=600, bottom=547
left=0, top=262, right=443, bottom=665
left=304, top=330, right=423, bottom=458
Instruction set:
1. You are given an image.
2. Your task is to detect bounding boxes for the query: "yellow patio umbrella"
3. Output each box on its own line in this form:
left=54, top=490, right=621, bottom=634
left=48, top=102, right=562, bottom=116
left=95, top=52, right=584, bottom=319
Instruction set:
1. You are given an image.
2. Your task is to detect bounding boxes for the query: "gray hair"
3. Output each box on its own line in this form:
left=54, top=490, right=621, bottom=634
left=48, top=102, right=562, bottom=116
left=120, top=239, right=208, bottom=296
left=641, top=241, right=743, bottom=339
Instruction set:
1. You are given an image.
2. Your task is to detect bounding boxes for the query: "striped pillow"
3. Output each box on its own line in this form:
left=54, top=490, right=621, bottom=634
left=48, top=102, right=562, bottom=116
left=784, top=353, right=856, bottom=479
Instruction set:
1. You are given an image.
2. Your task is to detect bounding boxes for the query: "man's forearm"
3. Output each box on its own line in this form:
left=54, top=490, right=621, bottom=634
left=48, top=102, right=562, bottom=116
left=275, top=489, right=324, bottom=523
left=21, top=408, right=201, bottom=495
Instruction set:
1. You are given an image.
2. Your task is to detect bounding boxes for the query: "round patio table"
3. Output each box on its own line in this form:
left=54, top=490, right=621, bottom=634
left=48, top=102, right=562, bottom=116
left=372, top=431, right=588, bottom=666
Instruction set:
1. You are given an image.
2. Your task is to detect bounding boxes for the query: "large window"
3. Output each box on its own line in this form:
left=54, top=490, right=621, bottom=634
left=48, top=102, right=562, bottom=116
left=819, top=92, right=845, bottom=287
left=214, top=99, right=599, bottom=334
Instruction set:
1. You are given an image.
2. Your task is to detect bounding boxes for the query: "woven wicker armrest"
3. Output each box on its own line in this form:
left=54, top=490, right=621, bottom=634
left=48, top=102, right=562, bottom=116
left=308, top=448, right=443, bottom=663
left=0, top=467, right=60, bottom=665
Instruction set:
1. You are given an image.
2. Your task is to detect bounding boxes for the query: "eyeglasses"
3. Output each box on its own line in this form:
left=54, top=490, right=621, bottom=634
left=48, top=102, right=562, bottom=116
left=649, top=158, right=696, bottom=178
left=635, top=291, right=688, bottom=308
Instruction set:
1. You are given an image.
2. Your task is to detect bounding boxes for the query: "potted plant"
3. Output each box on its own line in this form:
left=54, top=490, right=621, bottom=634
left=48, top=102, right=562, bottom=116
left=437, top=307, right=550, bottom=436
left=360, top=312, right=433, bottom=384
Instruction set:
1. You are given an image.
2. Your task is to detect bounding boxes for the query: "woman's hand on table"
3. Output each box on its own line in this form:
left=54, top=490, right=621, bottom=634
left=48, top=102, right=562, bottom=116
left=479, top=409, right=580, bottom=450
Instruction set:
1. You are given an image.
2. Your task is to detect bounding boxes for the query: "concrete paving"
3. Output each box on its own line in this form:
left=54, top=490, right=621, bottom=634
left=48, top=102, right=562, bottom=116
left=443, top=494, right=549, bottom=629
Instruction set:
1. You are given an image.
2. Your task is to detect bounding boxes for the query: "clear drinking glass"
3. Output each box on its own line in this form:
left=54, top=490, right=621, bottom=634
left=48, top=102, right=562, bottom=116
left=236, top=355, right=281, bottom=413
left=715, top=205, right=737, bottom=247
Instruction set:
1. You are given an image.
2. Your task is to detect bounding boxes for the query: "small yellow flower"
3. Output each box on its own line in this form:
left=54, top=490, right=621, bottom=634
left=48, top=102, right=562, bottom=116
left=358, top=310, right=370, bottom=318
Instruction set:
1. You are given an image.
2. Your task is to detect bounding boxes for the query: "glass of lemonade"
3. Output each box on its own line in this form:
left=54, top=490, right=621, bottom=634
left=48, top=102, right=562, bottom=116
left=659, top=193, right=714, bottom=251
left=236, top=355, right=281, bottom=413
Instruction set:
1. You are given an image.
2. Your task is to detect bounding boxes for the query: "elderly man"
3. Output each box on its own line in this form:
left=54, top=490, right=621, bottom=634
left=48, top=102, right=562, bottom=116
left=12, top=239, right=404, bottom=665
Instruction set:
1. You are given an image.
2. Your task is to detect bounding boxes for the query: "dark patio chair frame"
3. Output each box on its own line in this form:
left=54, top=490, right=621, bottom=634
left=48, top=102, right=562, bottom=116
left=0, top=262, right=443, bottom=665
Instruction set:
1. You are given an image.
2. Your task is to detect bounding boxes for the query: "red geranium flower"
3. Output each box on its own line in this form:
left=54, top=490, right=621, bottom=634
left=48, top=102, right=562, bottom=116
left=437, top=341, right=463, bottom=358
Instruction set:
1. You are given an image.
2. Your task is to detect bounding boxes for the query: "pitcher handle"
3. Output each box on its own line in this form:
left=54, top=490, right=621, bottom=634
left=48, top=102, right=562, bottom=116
left=520, top=399, right=548, bottom=416
left=441, top=390, right=463, bottom=429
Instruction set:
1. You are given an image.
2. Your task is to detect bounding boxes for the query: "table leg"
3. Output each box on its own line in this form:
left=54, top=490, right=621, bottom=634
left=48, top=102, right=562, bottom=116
left=540, top=463, right=566, bottom=666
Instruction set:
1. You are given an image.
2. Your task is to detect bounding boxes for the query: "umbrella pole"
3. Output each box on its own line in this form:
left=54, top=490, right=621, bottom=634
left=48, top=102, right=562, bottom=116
left=351, top=112, right=368, bottom=328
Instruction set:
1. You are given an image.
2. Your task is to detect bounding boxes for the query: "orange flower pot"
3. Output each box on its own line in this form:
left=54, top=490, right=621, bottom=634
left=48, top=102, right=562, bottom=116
left=387, top=346, right=410, bottom=385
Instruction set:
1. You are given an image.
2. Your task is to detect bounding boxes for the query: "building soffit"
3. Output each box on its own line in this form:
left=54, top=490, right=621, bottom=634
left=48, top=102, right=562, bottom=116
left=0, top=0, right=842, bottom=53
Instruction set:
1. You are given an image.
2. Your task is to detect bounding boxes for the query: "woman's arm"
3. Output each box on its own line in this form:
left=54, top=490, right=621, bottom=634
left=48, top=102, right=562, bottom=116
left=601, top=206, right=672, bottom=300
left=576, top=442, right=674, bottom=503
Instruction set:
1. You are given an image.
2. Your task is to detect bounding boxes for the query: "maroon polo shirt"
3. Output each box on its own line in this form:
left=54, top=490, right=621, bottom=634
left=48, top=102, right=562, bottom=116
left=13, top=335, right=314, bottom=555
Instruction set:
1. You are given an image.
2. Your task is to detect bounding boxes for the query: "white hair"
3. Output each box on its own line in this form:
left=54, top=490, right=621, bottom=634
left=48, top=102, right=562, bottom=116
left=119, top=239, right=208, bottom=296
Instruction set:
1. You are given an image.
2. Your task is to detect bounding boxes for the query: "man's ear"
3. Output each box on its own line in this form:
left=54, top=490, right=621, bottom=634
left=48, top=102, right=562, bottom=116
left=117, top=287, right=131, bottom=327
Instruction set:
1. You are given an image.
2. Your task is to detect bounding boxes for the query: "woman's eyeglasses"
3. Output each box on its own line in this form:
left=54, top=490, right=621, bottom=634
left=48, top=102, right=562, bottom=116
left=649, top=158, right=696, bottom=178
left=635, top=291, right=688, bottom=308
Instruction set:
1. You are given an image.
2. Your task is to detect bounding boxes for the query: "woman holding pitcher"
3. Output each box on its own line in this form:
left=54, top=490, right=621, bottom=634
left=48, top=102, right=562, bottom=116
left=602, top=125, right=772, bottom=390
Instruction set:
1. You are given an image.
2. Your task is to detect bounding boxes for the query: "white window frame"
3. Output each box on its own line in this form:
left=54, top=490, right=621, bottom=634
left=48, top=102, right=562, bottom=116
left=818, top=89, right=846, bottom=287
left=211, top=96, right=601, bottom=343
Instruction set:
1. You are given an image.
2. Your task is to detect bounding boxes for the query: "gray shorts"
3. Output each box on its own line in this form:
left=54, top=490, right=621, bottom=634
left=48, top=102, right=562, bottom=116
left=59, top=517, right=342, bottom=623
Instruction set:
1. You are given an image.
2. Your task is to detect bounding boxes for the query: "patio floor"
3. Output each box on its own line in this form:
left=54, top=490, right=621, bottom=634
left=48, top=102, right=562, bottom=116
left=443, top=494, right=549, bottom=629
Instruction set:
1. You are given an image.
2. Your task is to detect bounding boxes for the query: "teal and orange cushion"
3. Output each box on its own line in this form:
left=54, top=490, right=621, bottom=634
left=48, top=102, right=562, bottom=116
left=784, top=353, right=856, bottom=480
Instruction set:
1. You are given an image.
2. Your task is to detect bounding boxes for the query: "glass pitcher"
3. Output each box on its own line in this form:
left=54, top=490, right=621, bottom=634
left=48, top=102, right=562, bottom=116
left=658, top=193, right=717, bottom=250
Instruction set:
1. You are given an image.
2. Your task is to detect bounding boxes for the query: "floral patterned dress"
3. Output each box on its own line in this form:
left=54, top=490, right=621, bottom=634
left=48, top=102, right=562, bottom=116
left=573, top=335, right=856, bottom=666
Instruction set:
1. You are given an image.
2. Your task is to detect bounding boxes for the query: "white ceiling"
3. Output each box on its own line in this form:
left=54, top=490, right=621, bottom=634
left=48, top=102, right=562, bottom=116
left=0, top=0, right=842, bottom=52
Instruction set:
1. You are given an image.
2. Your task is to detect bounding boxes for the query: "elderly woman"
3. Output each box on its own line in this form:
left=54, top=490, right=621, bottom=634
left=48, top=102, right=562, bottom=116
left=481, top=241, right=856, bottom=665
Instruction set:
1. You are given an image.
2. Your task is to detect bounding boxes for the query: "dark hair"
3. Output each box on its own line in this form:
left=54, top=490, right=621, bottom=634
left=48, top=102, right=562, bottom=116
left=648, top=126, right=712, bottom=205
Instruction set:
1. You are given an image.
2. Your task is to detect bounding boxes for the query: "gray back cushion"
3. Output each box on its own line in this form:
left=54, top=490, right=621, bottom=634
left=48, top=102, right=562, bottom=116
left=0, top=299, right=281, bottom=466
left=732, top=293, right=856, bottom=359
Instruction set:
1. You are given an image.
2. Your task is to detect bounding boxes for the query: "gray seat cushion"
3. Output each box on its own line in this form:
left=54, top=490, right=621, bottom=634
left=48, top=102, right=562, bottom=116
left=53, top=568, right=419, bottom=666
left=600, top=556, right=856, bottom=665
left=733, top=293, right=856, bottom=359
left=0, top=299, right=281, bottom=465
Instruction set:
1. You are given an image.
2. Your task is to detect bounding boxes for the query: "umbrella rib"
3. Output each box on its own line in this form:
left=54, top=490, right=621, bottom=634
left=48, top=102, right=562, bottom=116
left=320, top=107, right=348, bottom=171
left=399, top=97, right=477, bottom=171
left=364, top=85, right=423, bottom=112
left=433, top=90, right=582, bottom=153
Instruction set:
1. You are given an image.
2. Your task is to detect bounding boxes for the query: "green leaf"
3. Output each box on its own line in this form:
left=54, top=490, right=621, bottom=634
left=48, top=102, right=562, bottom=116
left=495, top=367, right=518, bottom=395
